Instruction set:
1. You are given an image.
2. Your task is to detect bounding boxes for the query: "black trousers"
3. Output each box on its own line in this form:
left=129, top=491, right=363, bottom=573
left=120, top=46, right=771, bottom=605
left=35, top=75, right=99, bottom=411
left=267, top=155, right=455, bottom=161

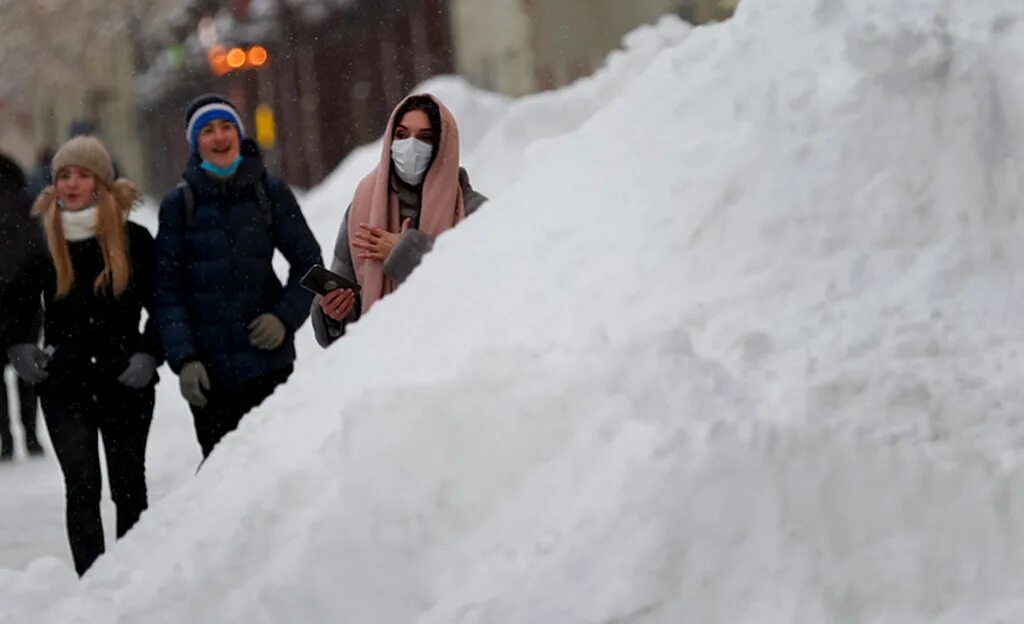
left=189, top=366, right=293, bottom=458
left=0, top=363, right=39, bottom=447
left=41, top=384, right=154, bottom=576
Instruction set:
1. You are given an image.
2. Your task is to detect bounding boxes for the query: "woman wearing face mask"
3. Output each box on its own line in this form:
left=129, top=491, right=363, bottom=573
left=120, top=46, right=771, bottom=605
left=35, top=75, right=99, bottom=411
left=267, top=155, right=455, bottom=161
left=311, top=93, right=487, bottom=347
left=2, top=136, right=162, bottom=576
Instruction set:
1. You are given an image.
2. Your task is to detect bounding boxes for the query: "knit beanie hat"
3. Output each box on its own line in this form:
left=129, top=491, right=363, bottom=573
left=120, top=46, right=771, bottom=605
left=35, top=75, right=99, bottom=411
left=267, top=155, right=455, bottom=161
left=185, top=94, right=245, bottom=153
left=51, top=136, right=115, bottom=186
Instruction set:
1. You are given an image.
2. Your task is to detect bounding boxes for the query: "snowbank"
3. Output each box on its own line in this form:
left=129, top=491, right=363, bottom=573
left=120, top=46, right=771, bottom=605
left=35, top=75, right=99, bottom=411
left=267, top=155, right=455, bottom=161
left=6, top=1, right=1024, bottom=622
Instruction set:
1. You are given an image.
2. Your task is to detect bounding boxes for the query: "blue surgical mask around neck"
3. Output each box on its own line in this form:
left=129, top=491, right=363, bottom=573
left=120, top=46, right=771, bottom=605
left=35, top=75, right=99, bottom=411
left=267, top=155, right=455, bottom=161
left=56, top=196, right=99, bottom=212
left=200, top=155, right=243, bottom=178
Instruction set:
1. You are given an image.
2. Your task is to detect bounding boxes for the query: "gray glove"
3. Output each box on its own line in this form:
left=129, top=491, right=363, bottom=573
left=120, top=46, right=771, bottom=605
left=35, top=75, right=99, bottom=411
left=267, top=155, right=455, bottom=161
left=7, top=343, right=50, bottom=384
left=179, top=361, right=211, bottom=408
left=117, top=353, right=157, bottom=389
left=248, top=313, right=286, bottom=350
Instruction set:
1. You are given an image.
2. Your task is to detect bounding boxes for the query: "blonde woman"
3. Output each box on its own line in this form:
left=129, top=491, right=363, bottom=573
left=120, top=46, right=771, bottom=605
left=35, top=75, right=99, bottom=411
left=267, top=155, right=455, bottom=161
left=3, top=136, right=162, bottom=576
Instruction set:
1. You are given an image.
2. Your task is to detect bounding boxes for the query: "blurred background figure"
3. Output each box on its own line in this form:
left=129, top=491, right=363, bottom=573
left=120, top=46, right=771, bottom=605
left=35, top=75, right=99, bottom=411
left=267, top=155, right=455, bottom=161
left=0, top=151, right=43, bottom=461
left=24, top=146, right=54, bottom=201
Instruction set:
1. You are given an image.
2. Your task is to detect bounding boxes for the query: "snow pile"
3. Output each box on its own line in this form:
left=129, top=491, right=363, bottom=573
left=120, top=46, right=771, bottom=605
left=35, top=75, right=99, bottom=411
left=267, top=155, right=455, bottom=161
left=6, top=1, right=1024, bottom=622
left=463, top=15, right=694, bottom=191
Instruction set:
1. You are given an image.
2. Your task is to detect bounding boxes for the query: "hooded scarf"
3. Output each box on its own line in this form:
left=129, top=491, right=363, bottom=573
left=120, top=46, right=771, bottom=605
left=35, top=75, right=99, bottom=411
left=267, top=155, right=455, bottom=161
left=348, top=93, right=466, bottom=313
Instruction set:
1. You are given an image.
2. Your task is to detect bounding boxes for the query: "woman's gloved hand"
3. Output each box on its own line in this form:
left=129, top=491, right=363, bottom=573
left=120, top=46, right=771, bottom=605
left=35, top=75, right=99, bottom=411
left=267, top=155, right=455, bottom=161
left=6, top=343, right=50, bottom=384
left=117, top=353, right=158, bottom=389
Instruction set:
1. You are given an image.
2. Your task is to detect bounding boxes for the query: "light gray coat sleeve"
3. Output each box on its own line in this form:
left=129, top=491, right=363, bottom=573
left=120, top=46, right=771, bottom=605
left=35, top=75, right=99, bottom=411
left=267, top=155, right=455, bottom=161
left=311, top=204, right=362, bottom=348
left=382, top=169, right=488, bottom=285
left=382, top=229, right=433, bottom=285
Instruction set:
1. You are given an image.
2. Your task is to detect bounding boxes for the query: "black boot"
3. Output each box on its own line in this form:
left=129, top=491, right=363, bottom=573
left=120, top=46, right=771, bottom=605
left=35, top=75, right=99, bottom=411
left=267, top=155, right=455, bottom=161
left=19, top=379, right=42, bottom=456
left=25, top=435, right=44, bottom=457
left=0, top=434, right=13, bottom=462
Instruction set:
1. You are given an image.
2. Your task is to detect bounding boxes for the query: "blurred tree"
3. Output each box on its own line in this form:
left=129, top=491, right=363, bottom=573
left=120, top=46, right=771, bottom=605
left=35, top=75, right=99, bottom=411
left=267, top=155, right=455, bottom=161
left=0, top=0, right=181, bottom=115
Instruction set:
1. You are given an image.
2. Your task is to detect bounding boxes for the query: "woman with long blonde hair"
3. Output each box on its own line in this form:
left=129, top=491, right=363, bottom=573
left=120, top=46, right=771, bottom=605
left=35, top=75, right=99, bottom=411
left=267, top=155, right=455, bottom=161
left=3, top=135, right=163, bottom=576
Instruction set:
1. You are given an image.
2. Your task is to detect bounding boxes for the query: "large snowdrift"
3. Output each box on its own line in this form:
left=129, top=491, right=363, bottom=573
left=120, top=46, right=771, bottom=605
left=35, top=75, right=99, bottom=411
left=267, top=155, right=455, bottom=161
left=5, top=1, right=1024, bottom=621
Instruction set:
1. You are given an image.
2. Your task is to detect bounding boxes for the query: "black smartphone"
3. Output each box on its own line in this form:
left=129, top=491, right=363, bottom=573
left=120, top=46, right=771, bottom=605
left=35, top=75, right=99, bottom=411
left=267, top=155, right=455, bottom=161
left=300, top=265, right=361, bottom=296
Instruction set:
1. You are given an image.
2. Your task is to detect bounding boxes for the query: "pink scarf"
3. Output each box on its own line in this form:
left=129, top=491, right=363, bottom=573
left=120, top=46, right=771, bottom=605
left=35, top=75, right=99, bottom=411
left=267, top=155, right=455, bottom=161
left=349, top=93, right=466, bottom=313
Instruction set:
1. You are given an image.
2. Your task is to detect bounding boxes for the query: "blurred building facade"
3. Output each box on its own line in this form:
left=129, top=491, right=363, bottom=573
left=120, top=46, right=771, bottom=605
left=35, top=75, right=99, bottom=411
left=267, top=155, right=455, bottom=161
left=0, top=104, right=35, bottom=168
left=0, top=3, right=158, bottom=184
left=451, top=0, right=738, bottom=96
left=31, top=36, right=147, bottom=185
left=135, top=0, right=454, bottom=192
left=4, top=0, right=738, bottom=194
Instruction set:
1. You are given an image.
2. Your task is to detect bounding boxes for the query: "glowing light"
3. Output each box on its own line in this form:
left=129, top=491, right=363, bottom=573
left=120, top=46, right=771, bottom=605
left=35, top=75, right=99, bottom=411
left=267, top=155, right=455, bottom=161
left=207, top=45, right=230, bottom=76
left=227, top=47, right=247, bottom=69
left=248, top=45, right=269, bottom=67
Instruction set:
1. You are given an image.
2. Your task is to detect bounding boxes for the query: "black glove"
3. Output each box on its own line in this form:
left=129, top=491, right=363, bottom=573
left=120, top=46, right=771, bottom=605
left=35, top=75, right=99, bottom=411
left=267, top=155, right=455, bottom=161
left=117, top=353, right=157, bottom=389
left=179, top=361, right=211, bottom=407
left=7, top=344, right=50, bottom=384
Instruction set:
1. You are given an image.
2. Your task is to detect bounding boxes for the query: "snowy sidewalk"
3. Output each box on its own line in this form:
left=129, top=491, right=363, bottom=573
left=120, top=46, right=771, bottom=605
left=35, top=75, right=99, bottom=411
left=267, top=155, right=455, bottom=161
left=0, top=443, right=70, bottom=570
left=0, top=369, right=200, bottom=573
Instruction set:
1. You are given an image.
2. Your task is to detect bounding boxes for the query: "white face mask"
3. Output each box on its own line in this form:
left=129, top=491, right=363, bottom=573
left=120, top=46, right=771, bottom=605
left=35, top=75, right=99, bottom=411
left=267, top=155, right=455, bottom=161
left=390, top=137, right=434, bottom=186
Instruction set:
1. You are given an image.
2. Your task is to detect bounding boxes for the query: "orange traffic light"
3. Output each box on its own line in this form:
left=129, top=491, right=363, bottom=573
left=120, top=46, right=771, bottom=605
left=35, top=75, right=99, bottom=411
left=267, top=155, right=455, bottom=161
left=207, top=44, right=230, bottom=76
left=226, top=47, right=247, bottom=69
left=206, top=44, right=270, bottom=75
left=248, top=45, right=269, bottom=67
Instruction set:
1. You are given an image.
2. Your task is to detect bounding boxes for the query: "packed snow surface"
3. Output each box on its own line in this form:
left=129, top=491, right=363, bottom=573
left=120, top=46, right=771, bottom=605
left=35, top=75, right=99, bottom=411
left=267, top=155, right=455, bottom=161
left=5, top=0, right=1024, bottom=621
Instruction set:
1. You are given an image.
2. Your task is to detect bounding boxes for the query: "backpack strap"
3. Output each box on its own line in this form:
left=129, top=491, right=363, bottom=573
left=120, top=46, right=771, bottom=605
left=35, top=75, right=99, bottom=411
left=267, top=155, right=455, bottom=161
left=177, top=178, right=272, bottom=229
left=177, top=180, right=196, bottom=227
left=254, top=179, right=273, bottom=227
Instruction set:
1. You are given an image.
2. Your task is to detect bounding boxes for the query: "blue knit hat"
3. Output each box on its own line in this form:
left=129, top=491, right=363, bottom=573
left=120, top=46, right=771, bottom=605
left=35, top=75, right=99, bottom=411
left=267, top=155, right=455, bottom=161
left=184, top=94, right=245, bottom=153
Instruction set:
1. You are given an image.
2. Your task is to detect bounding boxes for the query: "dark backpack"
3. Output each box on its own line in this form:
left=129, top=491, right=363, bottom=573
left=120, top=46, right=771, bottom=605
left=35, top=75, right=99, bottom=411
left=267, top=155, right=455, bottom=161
left=176, top=179, right=273, bottom=228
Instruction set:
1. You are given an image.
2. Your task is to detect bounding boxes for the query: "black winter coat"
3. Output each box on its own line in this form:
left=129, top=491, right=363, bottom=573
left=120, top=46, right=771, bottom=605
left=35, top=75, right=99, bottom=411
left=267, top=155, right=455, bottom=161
left=0, top=154, right=43, bottom=352
left=154, top=140, right=322, bottom=384
left=0, top=153, right=39, bottom=279
left=3, top=222, right=163, bottom=396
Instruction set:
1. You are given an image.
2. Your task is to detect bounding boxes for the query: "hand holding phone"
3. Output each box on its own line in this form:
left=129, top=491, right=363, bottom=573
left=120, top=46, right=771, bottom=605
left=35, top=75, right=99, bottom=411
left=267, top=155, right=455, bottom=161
left=300, top=265, right=361, bottom=297
left=319, top=288, right=356, bottom=321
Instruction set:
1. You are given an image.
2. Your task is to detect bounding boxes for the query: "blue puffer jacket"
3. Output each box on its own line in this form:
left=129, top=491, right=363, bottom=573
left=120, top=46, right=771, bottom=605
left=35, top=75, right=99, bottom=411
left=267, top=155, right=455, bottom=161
left=154, top=139, right=322, bottom=384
